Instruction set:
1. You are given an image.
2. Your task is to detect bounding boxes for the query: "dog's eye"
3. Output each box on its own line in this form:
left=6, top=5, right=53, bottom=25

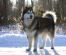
left=30, top=11, right=32, bottom=13
left=27, top=12, right=30, bottom=14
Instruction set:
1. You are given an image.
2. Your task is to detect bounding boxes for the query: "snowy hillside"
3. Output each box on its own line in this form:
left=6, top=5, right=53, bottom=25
left=0, top=26, right=66, bottom=55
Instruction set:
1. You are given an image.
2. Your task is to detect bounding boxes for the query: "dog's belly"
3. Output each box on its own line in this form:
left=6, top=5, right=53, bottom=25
left=25, top=29, right=36, bottom=37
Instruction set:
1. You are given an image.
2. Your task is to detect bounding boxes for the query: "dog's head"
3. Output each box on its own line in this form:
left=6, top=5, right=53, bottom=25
left=22, top=7, right=34, bottom=27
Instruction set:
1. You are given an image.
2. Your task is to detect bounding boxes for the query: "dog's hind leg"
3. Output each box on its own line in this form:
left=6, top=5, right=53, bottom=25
left=49, top=31, right=54, bottom=49
left=50, top=37, right=54, bottom=49
left=40, top=33, right=47, bottom=49
left=26, top=36, right=33, bottom=51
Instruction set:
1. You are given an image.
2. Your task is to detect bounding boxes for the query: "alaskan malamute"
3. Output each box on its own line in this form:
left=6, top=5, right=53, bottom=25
left=22, top=7, right=57, bottom=52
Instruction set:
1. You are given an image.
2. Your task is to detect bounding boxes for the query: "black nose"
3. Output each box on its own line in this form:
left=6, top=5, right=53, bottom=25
left=30, top=15, right=32, bottom=19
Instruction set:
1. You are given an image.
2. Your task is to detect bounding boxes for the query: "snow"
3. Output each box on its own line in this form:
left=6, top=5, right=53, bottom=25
left=0, top=47, right=66, bottom=55
left=0, top=26, right=66, bottom=55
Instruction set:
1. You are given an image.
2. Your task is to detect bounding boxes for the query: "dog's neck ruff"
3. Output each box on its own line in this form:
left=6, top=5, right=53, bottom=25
left=23, top=18, right=37, bottom=31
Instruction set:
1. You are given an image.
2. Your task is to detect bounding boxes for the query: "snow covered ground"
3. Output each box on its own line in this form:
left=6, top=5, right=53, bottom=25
left=0, top=26, right=66, bottom=55
left=0, top=47, right=66, bottom=55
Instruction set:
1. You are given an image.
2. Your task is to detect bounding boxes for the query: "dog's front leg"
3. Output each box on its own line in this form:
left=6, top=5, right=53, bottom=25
left=26, top=36, right=33, bottom=51
left=33, top=36, right=38, bottom=52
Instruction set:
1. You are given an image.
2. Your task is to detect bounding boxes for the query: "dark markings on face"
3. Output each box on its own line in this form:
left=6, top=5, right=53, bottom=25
left=23, top=7, right=33, bottom=16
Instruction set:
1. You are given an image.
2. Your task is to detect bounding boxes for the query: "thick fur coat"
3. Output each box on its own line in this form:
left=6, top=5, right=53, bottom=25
left=22, top=7, right=57, bottom=52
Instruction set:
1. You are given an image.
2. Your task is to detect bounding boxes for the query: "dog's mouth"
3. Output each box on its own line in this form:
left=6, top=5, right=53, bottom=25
left=30, top=15, right=33, bottom=19
left=23, top=19, right=33, bottom=25
left=27, top=18, right=33, bottom=20
left=30, top=17, right=32, bottom=19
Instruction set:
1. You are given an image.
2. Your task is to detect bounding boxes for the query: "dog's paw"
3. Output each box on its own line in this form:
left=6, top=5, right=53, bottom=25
left=33, top=49, right=37, bottom=52
left=40, top=47, right=44, bottom=49
left=26, top=49, right=30, bottom=51
left=51, top=47, right=54, bottom=49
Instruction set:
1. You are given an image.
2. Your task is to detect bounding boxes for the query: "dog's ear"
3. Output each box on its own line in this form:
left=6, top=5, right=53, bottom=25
left=30, top=7, right=33, bottom=10
left=22, top=7, right=28, bottom=15
left=24, top=7, right=28, bottom=9
left=30, top=7, right=33, bottom=11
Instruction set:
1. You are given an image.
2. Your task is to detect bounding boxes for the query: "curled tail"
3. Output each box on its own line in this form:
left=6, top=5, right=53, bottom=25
left=42, top=11, right=57, bottom=23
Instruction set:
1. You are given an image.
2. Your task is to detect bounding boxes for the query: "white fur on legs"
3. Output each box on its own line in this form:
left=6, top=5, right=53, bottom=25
left=42, top=33, right=47, bottom=49
left=27, top=37, right=33, bottom=51
left=34, top=37, right=38, bottom=52
left=50, top=37, right=54, bottom=49
left=49, top=32, right=54, bottom=49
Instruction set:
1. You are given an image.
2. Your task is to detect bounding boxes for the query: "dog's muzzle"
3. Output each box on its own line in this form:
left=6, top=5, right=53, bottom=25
left=30, top=15, right=33, bottom=19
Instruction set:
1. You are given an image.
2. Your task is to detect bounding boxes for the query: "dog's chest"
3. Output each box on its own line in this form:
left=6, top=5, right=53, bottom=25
left=25, top=29, right=36, bottom=37
left=24, top=20, right=33, bottom=26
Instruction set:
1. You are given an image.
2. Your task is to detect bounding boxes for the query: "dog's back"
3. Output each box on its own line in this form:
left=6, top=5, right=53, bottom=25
left=35, top=17, right=55, bottom=31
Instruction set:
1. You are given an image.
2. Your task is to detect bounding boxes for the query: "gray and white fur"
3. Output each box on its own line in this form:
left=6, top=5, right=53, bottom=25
left=22, top=7, right=57, bottom=52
